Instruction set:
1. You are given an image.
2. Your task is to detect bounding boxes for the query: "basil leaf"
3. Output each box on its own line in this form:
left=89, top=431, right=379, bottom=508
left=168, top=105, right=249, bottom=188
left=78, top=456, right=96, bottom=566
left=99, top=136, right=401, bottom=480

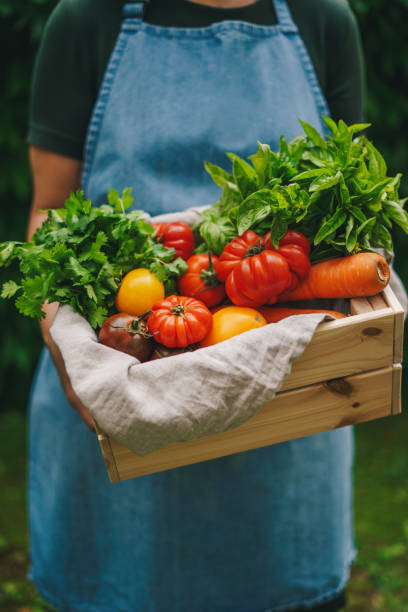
left=204, top=162, right=237, bottom=191
left=227, top=153, right=259, bottom=198
left=299, top=119, right=326, bottom=148
left=350, top=205, right=367, bottom=224
left=310, top=171, right=341, bottom=193
left=371, top=223, right=394, bottom=251
left=236, top=205, right=271, bottom=235
left=248, top=142, right=274, bottom=183
left=338, top=173, right=350, bottom=204
left=269, top=216, right=288, bottom=248
left=321, top=116, right=339, bottom=137
left=348, top=123, right=371, bottom=135
left=314, top=207, right=347, bottom=245
left=292, top=168, right=331, bottom=181
left=356, top=217, right=376, bottom=237
left=383, top=201, right=408, bottom=234
left=345, top=216, right=355, bottom=250
left=199, top=215, right=237, bottom=255
left=365, top=139, right=387, bottom=178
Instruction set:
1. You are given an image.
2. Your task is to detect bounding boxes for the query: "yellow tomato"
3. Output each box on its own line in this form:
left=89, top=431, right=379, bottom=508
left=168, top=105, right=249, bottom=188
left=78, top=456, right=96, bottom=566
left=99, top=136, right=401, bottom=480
left=115, top=268, right=165, bottom=316
left=200, top=306, right=266, bottom=347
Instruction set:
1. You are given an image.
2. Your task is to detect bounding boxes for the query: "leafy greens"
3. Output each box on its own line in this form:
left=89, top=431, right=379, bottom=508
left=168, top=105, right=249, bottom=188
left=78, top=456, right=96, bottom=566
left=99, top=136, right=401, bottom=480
left=196, top=118, right=408, bottom=262
left=0, top=189, right=187, bottom=328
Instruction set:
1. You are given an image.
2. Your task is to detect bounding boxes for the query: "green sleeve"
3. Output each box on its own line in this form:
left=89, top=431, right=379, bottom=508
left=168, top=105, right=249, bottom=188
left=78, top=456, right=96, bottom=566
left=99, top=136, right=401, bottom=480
left=27, top=0, right=114, bottom=160
left=321, top=0, right=366, bottom=124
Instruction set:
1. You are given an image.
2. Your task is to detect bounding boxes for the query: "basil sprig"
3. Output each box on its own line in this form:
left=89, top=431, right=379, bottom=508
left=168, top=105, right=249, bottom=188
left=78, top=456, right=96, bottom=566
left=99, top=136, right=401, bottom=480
left=197, top=118, right=408, bottom=261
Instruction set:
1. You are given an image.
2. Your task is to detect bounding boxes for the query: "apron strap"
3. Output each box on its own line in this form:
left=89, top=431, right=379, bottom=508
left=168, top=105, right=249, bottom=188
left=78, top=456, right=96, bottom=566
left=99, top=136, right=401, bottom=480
left=271, top=0, right=298, bottom=33
left=123, top=1, right=150, bottom=20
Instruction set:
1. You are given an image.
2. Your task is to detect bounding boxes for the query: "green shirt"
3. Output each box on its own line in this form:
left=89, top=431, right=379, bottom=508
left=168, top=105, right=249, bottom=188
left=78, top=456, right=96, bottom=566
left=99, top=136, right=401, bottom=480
left=28, top=0, right=365, bottom=160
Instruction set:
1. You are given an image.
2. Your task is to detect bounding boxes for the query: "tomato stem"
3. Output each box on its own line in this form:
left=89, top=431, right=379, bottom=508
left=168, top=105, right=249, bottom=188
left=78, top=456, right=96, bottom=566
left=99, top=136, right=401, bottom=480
left=170, top=304, right=186, bottom=317
left=243, top=239, right=264, bottom=258
left=200, top=253, right=219, bottom=288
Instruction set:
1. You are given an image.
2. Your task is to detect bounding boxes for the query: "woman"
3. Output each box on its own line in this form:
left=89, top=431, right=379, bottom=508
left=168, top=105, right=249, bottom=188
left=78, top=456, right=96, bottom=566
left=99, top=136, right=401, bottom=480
left=27, top=0, right=365, bottom=610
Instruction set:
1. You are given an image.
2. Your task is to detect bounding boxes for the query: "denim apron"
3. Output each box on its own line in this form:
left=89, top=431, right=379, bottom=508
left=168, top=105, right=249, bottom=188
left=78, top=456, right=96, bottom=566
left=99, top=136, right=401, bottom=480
left=28, top=2, right=356, bottom=610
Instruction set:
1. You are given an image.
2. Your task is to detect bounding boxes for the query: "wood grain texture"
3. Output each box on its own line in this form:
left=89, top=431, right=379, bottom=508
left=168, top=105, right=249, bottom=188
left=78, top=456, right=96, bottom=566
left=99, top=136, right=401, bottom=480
left=392, top=364, right=402, bottom=415
left=383, top=285, right=405, bottom=364
left=368, top=293, right=388, bottom=311
left=281, top=308, right=395, bottom=390
left=105, top=367, right=394, bottom=482
left=350, top=296, right=373, bottom=315
left=94, top=421, right=120, bottom=483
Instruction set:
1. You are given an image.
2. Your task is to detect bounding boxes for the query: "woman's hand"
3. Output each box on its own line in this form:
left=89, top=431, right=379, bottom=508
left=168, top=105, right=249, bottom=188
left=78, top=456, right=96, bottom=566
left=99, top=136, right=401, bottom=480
left=28, top=146, right=95, bottom=432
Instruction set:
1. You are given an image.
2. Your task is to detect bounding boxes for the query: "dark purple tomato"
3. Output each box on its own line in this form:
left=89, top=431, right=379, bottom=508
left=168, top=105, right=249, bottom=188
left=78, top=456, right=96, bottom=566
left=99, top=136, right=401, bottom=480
left=98, top=313, right=154, bottom=362
left=151, top=343, right=199, bottom=360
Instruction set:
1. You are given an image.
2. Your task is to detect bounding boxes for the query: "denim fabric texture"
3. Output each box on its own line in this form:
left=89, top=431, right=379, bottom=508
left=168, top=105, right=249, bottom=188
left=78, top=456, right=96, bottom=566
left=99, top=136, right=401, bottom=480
left=29, top=1, right=356, bottom=610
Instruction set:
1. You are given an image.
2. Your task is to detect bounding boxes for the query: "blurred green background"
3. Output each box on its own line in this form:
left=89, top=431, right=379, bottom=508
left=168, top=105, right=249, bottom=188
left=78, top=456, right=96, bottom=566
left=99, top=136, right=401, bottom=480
left=0, top=1, right=408, bottom=611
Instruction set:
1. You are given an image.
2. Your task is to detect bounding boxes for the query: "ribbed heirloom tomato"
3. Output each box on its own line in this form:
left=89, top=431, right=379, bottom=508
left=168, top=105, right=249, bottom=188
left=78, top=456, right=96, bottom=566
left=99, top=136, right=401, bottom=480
left=115, top=268, right=165, bottom=316
left=263, top=230, right=311, bottom=292
left=177, top=253, right=225, bottom=308
left=217, top=230, right=292, bottom=307
left=147, top=295, right=212, bottom=347
left=152, top=221, right=195, bottom=260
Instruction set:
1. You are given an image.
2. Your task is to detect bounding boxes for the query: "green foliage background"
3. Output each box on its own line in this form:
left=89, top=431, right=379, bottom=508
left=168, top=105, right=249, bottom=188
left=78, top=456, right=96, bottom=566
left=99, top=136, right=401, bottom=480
left=0, top=0, right=407, bottom=412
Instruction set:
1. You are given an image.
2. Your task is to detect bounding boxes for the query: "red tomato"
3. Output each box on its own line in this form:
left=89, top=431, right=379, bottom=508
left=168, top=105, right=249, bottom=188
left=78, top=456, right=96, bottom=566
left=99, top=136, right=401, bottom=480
left=263, top=229, right=311, bottom=256
left=263, top=230, right=311, bottom=291
left=147, top=295, right=213, bottom=347
left=216, top=230, right=262, bottom=282
left=226, top=250, right=292, bottom=307
left=177, top=253, right=226, bottom=308
left=152, top=221, right=195, bottom=260
left=217, top=230, right=292, bottom=307
left=98, top=313, right=154, bottom=362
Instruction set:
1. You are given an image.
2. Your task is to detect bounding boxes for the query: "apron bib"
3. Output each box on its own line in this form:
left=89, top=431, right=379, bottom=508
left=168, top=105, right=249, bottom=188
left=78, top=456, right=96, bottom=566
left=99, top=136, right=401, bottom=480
left=28, top=2, right=355, bottom=610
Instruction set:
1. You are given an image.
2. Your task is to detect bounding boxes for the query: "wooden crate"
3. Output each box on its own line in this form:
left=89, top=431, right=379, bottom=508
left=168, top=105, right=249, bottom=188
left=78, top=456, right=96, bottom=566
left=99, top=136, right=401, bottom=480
left=95, top=285, right=404, bottom=483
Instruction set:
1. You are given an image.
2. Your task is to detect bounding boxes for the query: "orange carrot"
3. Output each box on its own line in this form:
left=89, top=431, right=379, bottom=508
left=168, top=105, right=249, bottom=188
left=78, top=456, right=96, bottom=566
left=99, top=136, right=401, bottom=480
left=278, top=252, right=390, bottom=301
left=258, top=306, right=346, bottom=323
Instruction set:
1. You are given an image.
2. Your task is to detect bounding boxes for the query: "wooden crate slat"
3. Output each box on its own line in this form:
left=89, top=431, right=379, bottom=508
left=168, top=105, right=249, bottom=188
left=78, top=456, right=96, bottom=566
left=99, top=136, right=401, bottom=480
left=350, top=297, right=373, bottom=315
left=105, top=366, right=394, bottom=482
left=94, top=422, right=121, bottom=483
left=383, top=285, right=405, bottom=364
left=392, top=363, right=402, bottom=415
left=281, top=309, right=395, bottom=391
left=368, top=293, right=388, bottom=311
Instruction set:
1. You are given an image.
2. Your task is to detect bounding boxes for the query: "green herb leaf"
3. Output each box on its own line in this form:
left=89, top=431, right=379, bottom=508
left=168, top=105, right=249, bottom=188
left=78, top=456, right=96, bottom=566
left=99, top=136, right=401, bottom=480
left=383, top=201, right=408, bottom=234
left=1, top=280, right=21, bottom=298
left=204, top=162, right=237, bottom=191
left=299, top=119, right=326, bottom=148
left=309, top=171, right=341, bottom=193
left=314, top=208, right=347, bottom=245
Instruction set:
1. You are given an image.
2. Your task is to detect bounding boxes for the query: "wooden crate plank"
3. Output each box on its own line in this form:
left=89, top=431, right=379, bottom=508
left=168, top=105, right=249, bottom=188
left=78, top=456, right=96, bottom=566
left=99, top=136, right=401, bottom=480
left=383, top=286, right=405, bottom=364
left=106, top=366, right=394, bottom=482
left=392, top=364, right=402, bottom=415
left=281, top=309, right=395, bottom=391
left=350, top=297, right=373, bottom=315
left=94, top=421, right=120, bottom=483
left=368, top=293, right=388, bottom=311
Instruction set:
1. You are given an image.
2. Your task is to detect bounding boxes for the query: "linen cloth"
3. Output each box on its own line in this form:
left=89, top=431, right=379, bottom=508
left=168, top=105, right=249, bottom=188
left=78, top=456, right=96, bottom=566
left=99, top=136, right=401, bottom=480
left=51, top=302, right=327, bottom=456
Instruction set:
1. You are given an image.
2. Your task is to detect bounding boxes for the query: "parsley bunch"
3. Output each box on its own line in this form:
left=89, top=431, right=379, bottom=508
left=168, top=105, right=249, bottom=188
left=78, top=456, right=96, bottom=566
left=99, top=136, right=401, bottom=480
left=197, top=118, right=408, bottom=262
left=0, top=189, right=187, bottom=328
